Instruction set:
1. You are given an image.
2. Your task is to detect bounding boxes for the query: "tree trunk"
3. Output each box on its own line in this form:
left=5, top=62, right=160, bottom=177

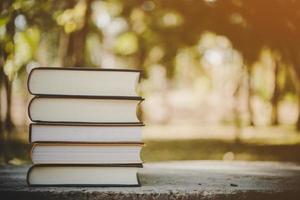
left=246, top=67, right=254, bottom=126
left=3, top=74, right=14, bottom=132
left=297, top=95, right=300, bottom=131
left=0, top=68, right=3, bottom=134
left=233, top=74, right=243, bottom=143
left=271, top=60, right=280, bottom=125
left=286, top=60, right=300, bottom=131
left=57, top=30, right=70, bottom=67
left=2, top=0, right=16, bottom=133
left=64, top=0, right=92, bottom=67
left=296, top=79, right=300, bottom=131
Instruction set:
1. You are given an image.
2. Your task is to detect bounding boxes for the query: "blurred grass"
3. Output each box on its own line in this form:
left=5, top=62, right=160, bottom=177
left=1, top=126, right=300, bottom=165
left=1, top=139, right=300, bottom=165
left=0, top=139, right=30, bottom=165
left=141, top=139, right=300, bottom=163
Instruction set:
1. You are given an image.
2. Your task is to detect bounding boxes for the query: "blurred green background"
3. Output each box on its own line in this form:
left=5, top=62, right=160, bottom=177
left=1, top=0, right=300, bottom=165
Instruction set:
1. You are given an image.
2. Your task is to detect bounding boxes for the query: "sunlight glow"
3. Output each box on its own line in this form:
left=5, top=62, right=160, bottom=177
left=15, top=14, right=27, bottom=30
left=162, top=12, right=183, bottom=27
left=94, top=9, right=110, bottom=28
left=204, top=49, right=224, bottom=66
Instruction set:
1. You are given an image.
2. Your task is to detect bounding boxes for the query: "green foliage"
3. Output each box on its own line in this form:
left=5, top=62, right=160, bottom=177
left=1, top=0, right=300, bottom=130
left=114, top=32, right=138, bottom=55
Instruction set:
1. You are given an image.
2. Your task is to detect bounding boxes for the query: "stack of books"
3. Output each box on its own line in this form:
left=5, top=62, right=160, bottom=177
left=26, top=67, right=144, bottom=186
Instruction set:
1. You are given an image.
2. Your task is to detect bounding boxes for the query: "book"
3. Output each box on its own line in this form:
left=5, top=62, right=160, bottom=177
left=26, top=67, right=145, bottom=187
left=31, top=143, right=143, bottom=164
left=29, top=123, right=144, bottom=143
left=28, top=96, right=143, bottom=124
left=28, top=67, right=142, bottom=97
left=27, top=164, right=142, bottom=186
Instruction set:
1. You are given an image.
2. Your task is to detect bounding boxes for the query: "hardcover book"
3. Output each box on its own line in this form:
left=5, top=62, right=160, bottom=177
left=31, top=143, right=143, bottom=164
left=27, top=164, right=142, bottom=186
left=29, top=123, right=144, bottom=143
left=28, top=67, right=142, bottom=97
left=28, top=96, right=143, bottom=124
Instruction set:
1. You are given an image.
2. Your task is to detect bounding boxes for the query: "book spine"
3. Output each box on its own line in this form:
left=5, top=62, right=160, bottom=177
left=26, top=165, right=34, bottom=186
left=28, top=123, right=32, bottom=143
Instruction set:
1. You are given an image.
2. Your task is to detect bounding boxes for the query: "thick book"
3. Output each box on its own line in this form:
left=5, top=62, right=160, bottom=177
left=28, top=67, right=142, bottom=97
left=31, top=143, right=143, bottom=164
left=28, top=96, right=143, bottom=124
left=29, top=123, right=144, bottom=143
left=27, top=164, right=142, bottom=186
